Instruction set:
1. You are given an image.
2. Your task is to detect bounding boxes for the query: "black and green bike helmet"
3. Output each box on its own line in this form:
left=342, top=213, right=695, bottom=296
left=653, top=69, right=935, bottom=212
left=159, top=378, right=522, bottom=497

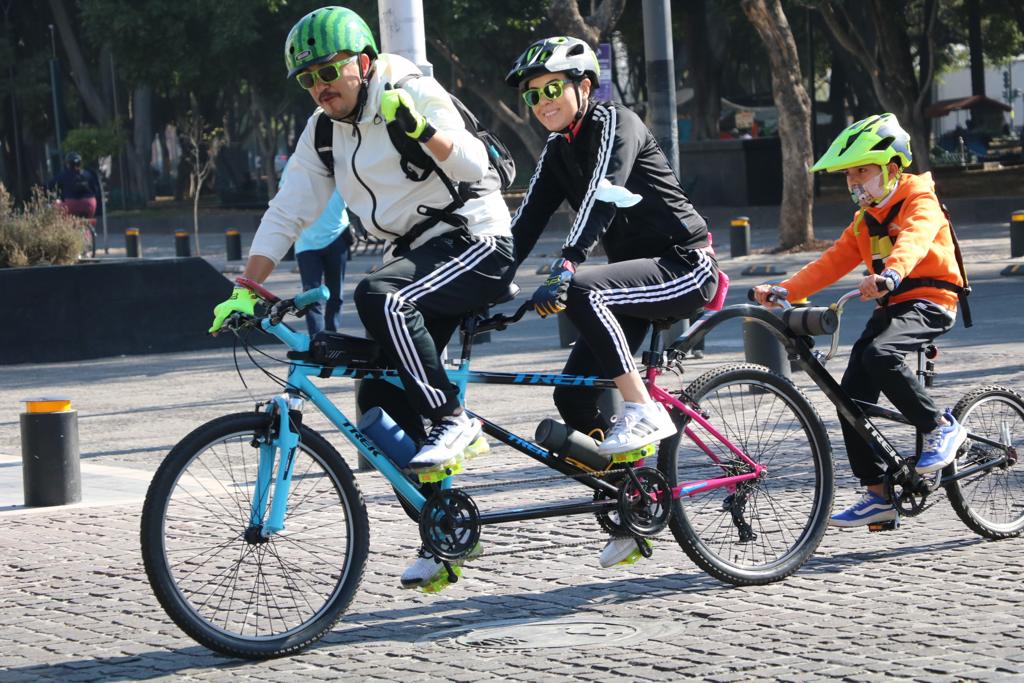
left=505, top=36, right=600, bottom=89
left=284, top=6, right=378, bottom=79
left=812, top=113, right=913, bottom=173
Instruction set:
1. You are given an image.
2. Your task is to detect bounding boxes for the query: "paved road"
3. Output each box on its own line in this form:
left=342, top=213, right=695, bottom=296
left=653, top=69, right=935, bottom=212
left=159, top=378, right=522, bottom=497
left=1, top=217, right=1023, bottom=681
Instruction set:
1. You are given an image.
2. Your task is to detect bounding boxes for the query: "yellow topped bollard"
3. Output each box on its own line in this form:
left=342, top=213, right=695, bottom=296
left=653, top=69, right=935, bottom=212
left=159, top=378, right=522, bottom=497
left=1011, top=210, right=1024, bottom=258
left=730, top=216, right=751, bottom=258
left=20, top=397, right=81, bottom=506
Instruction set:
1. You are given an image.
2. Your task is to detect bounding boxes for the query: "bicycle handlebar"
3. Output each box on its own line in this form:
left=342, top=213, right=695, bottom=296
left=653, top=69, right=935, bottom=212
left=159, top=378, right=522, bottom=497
left=224, top=280, right=330, bottom=333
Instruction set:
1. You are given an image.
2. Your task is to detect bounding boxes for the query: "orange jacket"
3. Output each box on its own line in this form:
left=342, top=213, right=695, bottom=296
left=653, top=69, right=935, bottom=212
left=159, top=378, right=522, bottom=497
left=780, top=172, right=962, bottom=312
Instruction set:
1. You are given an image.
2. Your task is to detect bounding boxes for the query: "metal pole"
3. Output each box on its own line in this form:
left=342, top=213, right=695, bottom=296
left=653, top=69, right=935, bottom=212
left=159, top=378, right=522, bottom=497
left=110, top=52, right=127, bottom=210
left=642, top=0, right=678, bottom=178
left=377, top=0, right=433, bottom=77
left=48, top=25, right=63, bottom=154
left=97, top=172, right=109, bottom=253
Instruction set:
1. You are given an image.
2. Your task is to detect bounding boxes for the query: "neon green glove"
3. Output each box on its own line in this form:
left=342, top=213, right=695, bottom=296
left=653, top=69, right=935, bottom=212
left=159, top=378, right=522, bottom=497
left=380, top=84, right=433, bottom=140
left=209, top=287, right=258, bottom=334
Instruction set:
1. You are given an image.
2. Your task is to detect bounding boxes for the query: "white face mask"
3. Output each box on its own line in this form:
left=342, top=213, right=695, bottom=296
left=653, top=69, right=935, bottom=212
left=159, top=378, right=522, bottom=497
left=849, top=172, right=888, bottom=207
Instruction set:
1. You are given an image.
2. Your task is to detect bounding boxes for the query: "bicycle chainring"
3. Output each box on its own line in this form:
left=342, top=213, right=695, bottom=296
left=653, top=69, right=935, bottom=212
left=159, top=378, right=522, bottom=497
left=617, top=467, right=673, bottom=536
left=419, top=488, right=481, bottom=561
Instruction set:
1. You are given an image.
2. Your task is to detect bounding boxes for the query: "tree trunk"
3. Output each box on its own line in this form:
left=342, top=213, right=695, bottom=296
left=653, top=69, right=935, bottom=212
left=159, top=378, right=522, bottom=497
left=741, top=0, right=814, bottom=248
left=548, top=0, right=628, bottom=43
left=129, top=84, right=153, bottom=203
left=967, top=0, right=985, bottom=97
left=682, top=0, right=724, bottom=140
left=47, top=0, right=111, bottom=125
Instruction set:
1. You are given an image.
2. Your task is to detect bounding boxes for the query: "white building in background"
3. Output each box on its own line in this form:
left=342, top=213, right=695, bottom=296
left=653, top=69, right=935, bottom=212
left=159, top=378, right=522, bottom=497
left=931, top=56, right=1024, bottom=137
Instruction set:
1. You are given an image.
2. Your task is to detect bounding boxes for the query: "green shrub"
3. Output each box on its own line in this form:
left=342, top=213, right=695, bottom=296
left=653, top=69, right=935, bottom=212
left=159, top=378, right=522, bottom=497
left=0, top=184, right=84, bottom=268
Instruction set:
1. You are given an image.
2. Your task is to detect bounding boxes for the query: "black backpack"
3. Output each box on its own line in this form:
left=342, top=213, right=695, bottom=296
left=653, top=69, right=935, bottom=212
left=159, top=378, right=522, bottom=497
left=312, top=73, right=515, bottom=254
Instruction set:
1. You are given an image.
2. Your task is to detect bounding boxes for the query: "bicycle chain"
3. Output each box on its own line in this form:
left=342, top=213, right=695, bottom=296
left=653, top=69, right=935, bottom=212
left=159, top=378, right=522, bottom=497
left=436, top=465, right=647, bottom=558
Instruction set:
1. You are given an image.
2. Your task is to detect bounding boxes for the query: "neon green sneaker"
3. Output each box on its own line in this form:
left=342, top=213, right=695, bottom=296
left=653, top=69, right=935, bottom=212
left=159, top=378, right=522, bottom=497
left=599, top=537, right=653, bottom=568
left=400, top=542, right=484, bottom=592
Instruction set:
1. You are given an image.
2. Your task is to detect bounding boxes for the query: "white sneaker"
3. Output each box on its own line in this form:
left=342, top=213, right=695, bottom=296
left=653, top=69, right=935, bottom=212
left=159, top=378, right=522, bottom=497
left=408, top=412, right=482, bottom=470
left=599, top=537, right=652, bottom=568
left=598, top=401, right=677, bottom=455
left=400, top=543, right=483, bottom=590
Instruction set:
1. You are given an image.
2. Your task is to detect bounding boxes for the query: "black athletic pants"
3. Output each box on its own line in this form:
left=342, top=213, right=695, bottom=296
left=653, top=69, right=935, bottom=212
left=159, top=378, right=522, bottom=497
left=354, top=230, right=514, bottom=440
left=554, top=247, right=719, bottom=436
left=839, top=299, right=955, bottom=486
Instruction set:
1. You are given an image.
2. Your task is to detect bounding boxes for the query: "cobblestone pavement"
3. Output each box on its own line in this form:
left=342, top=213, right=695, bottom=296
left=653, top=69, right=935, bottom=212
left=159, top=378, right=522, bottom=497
left=1, top=218, right=1023, bottom=682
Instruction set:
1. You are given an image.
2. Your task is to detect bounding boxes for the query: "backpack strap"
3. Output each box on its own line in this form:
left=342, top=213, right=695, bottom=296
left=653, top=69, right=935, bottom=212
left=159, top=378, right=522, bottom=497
left=861, top=200, right=905, bottom=276
left=314, top=113, right=335, bottom=176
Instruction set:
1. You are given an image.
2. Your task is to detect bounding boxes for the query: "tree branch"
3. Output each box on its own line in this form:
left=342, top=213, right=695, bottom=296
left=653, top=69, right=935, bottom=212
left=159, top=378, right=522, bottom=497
left=47, top=0, right=110, bottom=125
left=548, top=0, right=627, bottom=44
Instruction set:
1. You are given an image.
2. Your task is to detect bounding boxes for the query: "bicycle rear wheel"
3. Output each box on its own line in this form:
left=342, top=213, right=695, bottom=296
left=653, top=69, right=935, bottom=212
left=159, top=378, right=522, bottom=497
left=141, top=412, right=369, bottom=658
left=658, top=363, right=833, bottom=585
left=947, top=386, right=1024, bottom=539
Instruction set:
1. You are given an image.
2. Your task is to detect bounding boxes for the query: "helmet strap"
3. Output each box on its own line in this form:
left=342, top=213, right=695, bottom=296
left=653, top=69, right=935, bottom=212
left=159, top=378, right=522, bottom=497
left=561, top=81, right=588, bottom=142
left=346, top=54, right=373, bottom=123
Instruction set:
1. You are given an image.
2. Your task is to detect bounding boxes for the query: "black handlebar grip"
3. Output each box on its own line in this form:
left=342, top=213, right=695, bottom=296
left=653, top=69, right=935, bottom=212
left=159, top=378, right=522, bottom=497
left=782, top=307, right=838, bottom=336
left=747, top=288, right=757, bottom=302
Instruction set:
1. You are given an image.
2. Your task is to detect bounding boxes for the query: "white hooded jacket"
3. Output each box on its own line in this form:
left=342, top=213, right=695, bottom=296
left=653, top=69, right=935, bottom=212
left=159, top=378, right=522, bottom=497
left=250, top=54, right=511, bottom=264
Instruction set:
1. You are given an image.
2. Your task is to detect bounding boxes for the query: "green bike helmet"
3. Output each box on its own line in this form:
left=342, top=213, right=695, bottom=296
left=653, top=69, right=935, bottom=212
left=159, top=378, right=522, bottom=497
left=505, top=36, right=600, bottom=89
left=811, top=113, right=913, bottom=173
left=284, top=6, right=378, bottom=79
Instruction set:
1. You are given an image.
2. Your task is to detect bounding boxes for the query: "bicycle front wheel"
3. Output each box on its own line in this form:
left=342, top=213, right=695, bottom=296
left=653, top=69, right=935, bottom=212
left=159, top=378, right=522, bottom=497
left=141, top=412, right=369, bottom=659
left=947, top=386, right=1024, bottom=539
left=658, top=363, right=833, bottom=585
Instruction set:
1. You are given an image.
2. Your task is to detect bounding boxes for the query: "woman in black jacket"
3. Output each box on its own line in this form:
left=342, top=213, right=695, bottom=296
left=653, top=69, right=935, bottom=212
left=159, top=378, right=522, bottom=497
left=506, top=36, right=720, bottom=568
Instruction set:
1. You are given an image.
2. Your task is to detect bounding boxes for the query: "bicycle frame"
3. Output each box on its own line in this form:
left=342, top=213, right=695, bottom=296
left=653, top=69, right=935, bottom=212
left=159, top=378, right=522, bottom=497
left=248, top=308, right=764, bottom=538
left=673, top=300, right=1011, bottom=490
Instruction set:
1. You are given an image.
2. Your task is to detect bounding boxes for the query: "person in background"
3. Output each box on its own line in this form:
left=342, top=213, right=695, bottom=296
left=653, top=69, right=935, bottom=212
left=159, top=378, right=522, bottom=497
left=282, top=159, right=351, bottom=336
left=47, top=151, right=100, bottom=219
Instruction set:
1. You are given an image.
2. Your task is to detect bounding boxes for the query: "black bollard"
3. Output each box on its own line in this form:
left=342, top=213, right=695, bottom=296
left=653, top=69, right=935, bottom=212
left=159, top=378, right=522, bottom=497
left=125, top=228, right=141, bottom=258
left=1011, top=210, right=1024, bottom=258
left=20, top=398, right=81, bottom=507
left=226, top=229, right=243, bottom=261
left=730, top=216, right=750, bottom=258
left=174, top=230, right=191, bottom=257
left=742, top=313, right=791, bottom=381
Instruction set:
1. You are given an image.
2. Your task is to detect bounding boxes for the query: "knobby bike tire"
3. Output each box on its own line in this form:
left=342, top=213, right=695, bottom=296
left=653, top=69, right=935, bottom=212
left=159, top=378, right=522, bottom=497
left=947, top=386, right=1024, bottom=539
left=140, top=412, right=369, bottom=659
left=657, top=363, right=833, bottom=585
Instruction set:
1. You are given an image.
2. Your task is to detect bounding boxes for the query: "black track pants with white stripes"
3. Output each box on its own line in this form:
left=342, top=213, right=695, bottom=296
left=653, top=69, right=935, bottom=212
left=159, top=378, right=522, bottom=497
left=553, top=248, right=718, bottom=435
left=354, top=231, right=514, bottom=424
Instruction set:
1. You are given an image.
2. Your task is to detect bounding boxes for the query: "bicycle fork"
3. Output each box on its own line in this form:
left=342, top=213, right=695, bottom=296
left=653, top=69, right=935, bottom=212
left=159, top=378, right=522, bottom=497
left=250, top=394, right=303, bottom=539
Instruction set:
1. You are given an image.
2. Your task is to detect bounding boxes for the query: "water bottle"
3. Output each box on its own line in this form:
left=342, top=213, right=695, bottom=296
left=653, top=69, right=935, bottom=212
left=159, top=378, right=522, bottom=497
left=535, top=418, right=610, bottom=471
left=358, top=407, right=418, bottom=468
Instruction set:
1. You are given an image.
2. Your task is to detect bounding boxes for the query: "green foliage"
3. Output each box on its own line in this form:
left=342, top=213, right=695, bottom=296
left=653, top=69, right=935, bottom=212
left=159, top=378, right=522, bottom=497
left=0, top=185, right=83, bottom=268
left=64, top=122, right=126, bottom=165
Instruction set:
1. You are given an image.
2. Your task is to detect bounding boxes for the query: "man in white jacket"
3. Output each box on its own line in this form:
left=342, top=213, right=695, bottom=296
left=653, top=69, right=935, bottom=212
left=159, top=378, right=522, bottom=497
left=209, top=6, right=514, bottom=590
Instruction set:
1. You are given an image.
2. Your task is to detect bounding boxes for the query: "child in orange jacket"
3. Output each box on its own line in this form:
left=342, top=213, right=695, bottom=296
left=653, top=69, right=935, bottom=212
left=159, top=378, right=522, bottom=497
left=753, top=113, right=967, bottom=528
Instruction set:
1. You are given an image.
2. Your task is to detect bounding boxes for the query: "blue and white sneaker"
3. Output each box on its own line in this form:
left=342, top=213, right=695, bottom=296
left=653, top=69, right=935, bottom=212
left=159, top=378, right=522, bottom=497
left=917, top=411, right=967, bottom=474
left=829, top=491, right=897, bottom=528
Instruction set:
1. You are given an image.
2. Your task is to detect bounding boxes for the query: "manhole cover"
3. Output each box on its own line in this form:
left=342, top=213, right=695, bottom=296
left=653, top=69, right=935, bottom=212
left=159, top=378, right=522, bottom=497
left=419, top=616, right=656, bottom=651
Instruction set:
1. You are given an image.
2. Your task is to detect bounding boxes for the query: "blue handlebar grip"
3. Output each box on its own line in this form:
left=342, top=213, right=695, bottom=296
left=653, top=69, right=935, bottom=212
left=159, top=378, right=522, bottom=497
left=294, top=285, right=329, bottom=309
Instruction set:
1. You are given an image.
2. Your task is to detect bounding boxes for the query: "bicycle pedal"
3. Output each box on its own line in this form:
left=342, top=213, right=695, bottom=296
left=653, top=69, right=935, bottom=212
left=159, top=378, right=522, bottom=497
left=463, top=435, right=490, bottom=460
left=415, top=459, right=464, bottom=484
left=610, top=443, right=656, bottom=464
left=617, top=539, right=653, bottom=565
left=868, top=519, right=900, bottom=532
left=419, top=565, right=463, bottom=593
